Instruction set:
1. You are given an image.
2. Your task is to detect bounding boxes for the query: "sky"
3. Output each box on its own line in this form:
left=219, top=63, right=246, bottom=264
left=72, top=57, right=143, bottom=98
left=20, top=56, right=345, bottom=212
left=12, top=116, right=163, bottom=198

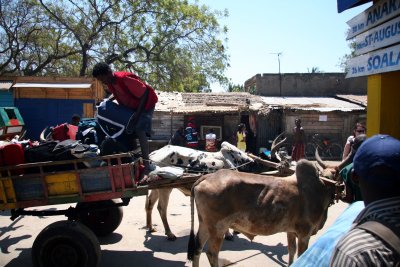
left=196, top=0, right=372, bottom=92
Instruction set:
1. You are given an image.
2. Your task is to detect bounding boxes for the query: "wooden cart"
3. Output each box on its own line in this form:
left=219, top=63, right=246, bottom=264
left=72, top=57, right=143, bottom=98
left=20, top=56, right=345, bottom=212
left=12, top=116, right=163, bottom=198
left=0, top=152, right=200, bottom=267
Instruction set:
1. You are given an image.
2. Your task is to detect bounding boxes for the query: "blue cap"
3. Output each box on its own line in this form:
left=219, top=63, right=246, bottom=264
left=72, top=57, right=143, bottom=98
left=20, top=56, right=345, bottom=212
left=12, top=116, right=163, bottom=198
left=353, top=134, right=400, bottom=184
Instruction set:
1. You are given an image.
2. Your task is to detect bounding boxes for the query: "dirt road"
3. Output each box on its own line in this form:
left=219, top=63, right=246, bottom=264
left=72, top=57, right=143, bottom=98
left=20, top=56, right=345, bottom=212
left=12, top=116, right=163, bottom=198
left=0, top=186, right=348, bottom=267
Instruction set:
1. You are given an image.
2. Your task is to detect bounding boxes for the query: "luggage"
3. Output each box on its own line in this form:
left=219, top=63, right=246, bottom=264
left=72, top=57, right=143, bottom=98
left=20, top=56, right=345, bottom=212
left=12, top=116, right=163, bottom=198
left=76, top=118, right=105, bottom=145
left=99, top=137, right=134, bottom=164
left=24, top=141, right=59, bottom=163
left=0, top=143, right=25, bottom=175
left=96, top=99, right=135, bottom=139
left=51, top=123, right=69, bottom=141
left=25, top=140, right=88, bottom=172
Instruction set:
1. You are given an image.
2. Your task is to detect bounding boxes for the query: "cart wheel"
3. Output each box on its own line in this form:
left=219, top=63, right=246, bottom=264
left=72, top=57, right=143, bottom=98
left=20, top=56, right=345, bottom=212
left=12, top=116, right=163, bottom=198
left=76, top=199, right=123, bottom=236
left=32, top=220, right=100, bottom=267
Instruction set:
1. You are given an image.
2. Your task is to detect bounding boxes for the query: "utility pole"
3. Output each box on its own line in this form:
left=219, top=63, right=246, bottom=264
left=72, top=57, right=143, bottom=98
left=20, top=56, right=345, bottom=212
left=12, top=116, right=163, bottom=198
left=270, top=52, right=283, bottom=96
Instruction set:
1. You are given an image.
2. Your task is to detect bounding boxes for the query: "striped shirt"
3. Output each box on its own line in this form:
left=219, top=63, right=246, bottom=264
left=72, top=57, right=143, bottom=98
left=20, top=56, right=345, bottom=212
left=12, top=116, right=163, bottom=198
left=330, top=196, right=400, bottom=267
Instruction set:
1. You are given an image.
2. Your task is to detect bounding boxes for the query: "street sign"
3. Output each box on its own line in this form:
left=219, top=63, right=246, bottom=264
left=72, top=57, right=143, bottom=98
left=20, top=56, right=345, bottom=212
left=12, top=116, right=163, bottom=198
left=347, top=0, right=400, bottom=39
left=346, top=43, right=400, bottom=77
left=354, top=16, right=400, bottom=55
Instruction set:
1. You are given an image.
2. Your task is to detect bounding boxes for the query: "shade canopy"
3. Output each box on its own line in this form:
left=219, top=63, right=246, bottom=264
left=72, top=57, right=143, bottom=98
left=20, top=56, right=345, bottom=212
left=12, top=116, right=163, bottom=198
left=337, top=0, right=372, bottom=13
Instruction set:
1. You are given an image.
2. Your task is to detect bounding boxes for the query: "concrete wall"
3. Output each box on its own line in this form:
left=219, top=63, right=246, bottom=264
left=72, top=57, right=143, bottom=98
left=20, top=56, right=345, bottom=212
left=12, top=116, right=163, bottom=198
left=244, top=73, right=367, bottom=96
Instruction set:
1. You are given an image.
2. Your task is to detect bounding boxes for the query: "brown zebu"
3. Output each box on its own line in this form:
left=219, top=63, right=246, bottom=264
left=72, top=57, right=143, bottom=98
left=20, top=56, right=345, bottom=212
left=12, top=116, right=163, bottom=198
left=187, top=159, right=335, bottom=266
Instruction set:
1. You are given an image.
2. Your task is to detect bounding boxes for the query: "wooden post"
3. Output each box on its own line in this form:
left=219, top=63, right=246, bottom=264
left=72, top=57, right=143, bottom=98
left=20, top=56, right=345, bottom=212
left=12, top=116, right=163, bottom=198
left=367, top=71, right=400, bottom=139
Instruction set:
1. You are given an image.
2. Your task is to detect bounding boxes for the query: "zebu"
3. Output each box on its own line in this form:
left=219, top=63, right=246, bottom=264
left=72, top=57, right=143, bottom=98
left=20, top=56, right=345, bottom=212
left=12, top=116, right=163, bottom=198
left=187, top=159, right=336, bottom=266
left=145, top=134, right=290, bottom=240
left=145, top=141, right=254, bottom=240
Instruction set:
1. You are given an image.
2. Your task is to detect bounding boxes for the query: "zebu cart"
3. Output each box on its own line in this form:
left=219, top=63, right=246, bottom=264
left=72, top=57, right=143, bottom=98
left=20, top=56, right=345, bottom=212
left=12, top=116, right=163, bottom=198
left=0, top=152, right=200, bottom=267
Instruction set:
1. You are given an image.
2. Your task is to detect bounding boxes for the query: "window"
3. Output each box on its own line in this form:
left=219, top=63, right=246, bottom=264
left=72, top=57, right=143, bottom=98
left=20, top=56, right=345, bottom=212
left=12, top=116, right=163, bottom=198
left=200, top=126, right=222, bottom=140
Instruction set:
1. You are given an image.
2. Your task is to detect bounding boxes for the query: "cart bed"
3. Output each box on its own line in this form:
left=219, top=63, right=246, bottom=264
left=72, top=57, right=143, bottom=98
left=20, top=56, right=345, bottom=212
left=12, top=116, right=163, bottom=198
left=0, top=152, right=201, bottom=211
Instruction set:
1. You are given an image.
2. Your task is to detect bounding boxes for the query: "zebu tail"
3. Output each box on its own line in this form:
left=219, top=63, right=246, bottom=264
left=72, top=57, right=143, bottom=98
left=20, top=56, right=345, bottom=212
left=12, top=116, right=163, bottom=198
left=187, top=192, right=196, bottom=260
left=187, top=175, right=207, bottom=261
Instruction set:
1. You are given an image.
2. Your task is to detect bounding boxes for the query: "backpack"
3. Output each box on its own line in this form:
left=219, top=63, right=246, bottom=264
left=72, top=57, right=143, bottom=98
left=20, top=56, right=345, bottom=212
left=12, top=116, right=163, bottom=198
left=76, top=118, right=105, bottom=145
left=185, top=127, right=198, bottom=144
left=51, top=123, right=70, bottom=141
left=357, top=219, right=400, bottom=260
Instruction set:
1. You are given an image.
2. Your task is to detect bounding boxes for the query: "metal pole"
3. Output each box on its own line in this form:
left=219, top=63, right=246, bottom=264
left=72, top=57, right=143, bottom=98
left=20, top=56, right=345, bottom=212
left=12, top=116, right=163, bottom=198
left=270, top=52, right=283, bottom=97
left=277, top=53, right=282, bottom=97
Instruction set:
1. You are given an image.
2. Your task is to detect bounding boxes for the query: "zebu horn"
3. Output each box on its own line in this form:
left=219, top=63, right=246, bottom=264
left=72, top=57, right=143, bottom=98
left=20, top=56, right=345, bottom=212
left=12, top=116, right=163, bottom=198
left=271, top=132, right=286, bottom=158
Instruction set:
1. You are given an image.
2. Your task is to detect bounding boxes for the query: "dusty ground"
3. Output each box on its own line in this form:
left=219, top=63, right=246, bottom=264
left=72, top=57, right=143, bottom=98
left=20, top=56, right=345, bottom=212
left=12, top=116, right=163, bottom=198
left=0, top=186, right=348, bottom=267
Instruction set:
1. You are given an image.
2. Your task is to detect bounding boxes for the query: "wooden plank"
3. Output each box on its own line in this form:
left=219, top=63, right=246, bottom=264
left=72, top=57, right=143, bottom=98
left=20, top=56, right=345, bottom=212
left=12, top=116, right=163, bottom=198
left=16, top=88, right=94, bottom=100
left=16, top=76, right=94, bottom=83
left=83, top=103, right=94, bottom=118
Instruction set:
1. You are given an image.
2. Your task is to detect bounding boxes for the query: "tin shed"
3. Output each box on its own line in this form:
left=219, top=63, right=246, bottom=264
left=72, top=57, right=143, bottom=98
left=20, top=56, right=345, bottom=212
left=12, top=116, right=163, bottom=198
left=0, top=80, right=14, bottom=107
left=259, top=96, right=366, bottom=154
left=151, top=92, right=266, bottom=153
left=12, top=77, right=104, bottom=140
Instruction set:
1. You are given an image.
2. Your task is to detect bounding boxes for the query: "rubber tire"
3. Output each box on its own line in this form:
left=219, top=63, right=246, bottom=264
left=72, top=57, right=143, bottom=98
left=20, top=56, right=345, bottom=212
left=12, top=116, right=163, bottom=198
left=76, top=199, right=123, bottom=237
left=32, top=220, right=100, bottom=267
left=305, top=143, right=316, bottom=160
left=328, top=143, right=343, bottom=160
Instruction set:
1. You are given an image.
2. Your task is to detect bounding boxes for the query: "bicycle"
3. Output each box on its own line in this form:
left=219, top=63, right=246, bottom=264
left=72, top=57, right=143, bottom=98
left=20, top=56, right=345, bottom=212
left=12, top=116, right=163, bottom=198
left=305, top=134, right=343, bottom=160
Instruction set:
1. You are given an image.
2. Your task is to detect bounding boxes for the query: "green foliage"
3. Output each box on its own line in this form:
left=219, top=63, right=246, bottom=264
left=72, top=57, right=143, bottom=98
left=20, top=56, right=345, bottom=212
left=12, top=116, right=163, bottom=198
left=227, top=83, right=243, bottom=92
left=338, top=40, right=357, bottom=72
left=307, top=67, right=322, bottom=73
left=0, top=0, right=229, bottom=92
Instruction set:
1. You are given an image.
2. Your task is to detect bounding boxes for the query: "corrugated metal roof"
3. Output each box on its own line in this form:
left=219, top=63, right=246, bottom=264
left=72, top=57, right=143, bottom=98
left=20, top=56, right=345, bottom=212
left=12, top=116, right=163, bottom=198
left=336, top=94, right=367, bottom=106
left=260, top=96, right=365, bottom=112
left=0, top=81, right=13, bottom=90
left=155, top=91, right=262, bottom=114
left=153, top=92, right=366, bottom=114
left=169, top=105, right=241, bottom=114
left=12, top=83, right=92, bottom=88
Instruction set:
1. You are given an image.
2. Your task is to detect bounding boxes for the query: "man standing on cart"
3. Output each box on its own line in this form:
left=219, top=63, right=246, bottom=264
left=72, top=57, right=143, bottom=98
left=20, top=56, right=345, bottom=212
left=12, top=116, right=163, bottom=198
left=92, top=62, right=158, bottom=180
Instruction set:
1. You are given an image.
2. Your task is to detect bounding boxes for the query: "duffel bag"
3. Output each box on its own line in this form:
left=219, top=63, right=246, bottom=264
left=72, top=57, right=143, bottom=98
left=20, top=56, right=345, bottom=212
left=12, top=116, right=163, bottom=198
left=96, top=99, right=135, bottom=139
left=24, top=141, right=59, bottom=163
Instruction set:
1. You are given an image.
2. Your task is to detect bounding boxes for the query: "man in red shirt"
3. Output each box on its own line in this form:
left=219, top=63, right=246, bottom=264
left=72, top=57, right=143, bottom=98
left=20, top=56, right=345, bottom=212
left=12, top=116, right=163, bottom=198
left=92, top=62, right=158, bottom=179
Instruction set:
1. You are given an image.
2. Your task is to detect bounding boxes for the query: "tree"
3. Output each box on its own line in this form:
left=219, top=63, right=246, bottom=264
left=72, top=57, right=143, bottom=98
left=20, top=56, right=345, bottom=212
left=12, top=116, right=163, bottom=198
left=0, top=0, right=229, bottom=92
left=227, top=83, right=243, bottom=92
left=0, top=0, right=80, bottom=75
left=307, top=67, right=322, bottom=73
left=338, top=41, right=357, bottom=72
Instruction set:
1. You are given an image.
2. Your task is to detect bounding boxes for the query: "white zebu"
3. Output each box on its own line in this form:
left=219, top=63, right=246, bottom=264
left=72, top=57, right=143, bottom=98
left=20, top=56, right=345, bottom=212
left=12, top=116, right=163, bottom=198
left=145, top=141, right=254, bottom=240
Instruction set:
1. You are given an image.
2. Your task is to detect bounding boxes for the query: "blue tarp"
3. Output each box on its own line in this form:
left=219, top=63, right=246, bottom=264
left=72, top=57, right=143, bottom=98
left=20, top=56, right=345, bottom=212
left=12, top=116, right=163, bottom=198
left=337, top=0, right=372, bottom=13
left=292, top=201, right=365, bottom=267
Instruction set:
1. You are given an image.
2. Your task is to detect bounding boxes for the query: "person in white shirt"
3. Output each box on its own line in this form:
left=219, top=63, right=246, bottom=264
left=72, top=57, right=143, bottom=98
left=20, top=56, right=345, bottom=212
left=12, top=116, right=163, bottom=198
left=205, top=128, right=217, bottom=152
